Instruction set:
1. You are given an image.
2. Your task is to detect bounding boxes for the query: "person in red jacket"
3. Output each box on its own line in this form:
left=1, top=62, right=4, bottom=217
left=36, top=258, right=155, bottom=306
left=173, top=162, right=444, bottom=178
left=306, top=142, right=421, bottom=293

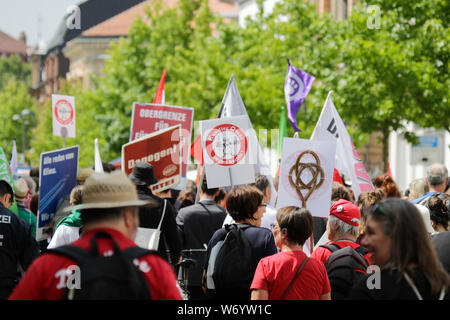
left=9, top=171, right=181, bottom=300
left=311, top=199, right=371, bottom=266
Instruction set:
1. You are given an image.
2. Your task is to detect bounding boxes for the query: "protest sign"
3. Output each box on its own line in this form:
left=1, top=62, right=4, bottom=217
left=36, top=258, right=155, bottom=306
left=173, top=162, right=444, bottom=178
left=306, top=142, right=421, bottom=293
left=311, top=92, right=373, bottom=199
left=0, top=146, right=18, bottom=214
left=52, top=94, right=76, bottom=139
left=277, top=138, right=336, bottom=218
left=130, top=103, right=193, bottom=189
left=122, top=124, right=182, bottom=193
left=37, top=146, right=79, bottom=241
left=200, top=115, right=255, bottom=188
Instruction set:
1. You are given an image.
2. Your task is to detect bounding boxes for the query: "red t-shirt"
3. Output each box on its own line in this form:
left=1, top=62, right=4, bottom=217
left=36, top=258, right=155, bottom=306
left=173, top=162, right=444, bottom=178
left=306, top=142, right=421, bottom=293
left=9, top=228, right=181, bottom=300
left=311, top=240, right=371, bottom=267
left=250, top=251, right=330, bottom=300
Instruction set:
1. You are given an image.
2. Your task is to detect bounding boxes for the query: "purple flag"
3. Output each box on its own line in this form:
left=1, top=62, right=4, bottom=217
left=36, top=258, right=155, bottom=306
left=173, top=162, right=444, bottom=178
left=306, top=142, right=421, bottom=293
left=284, top=58, right=315, bottom=132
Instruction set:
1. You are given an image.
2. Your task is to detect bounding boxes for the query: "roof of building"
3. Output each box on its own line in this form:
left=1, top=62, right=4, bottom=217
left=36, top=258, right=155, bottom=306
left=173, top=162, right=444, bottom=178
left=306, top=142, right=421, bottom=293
left=0, top=30, right=27, bottom=55
left=45, top=0, right=146, bottom=55
left=81, top=0, right=238, bottom=37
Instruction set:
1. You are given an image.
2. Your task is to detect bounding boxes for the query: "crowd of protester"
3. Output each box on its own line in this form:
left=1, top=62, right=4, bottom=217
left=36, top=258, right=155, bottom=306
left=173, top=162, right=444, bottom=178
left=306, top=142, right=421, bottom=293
left=1, top=160, right=449, bottom=300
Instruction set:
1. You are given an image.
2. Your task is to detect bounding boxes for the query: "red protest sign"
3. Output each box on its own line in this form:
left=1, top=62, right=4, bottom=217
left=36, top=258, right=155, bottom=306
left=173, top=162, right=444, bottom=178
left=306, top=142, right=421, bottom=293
left=122, top=124, right=182, bottom=193
left=130, top=103, right=194, bottom=180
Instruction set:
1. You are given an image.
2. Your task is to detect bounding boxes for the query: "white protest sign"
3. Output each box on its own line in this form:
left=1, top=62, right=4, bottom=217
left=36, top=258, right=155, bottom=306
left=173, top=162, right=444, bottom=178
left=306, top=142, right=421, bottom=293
left=200, top=115, right=255, bottom=188
left=52, top=94, right=76, bottom=138
left=277, top=138, right=336, bottom=218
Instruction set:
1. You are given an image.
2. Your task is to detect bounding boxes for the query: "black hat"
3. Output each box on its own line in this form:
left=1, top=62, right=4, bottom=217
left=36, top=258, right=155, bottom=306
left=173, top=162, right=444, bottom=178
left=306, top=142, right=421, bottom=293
left=128, top=162, right=158, bottom=186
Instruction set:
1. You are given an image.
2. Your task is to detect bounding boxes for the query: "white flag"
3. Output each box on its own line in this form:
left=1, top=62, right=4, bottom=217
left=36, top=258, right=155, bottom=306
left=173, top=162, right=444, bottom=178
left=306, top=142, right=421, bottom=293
left=9, top=140, right=18, bottom=181
left=94, top=138, right=104, bottom=173
left=218, top=75, right=277, bottom=205
left=311, top=92, right=373, bottom=199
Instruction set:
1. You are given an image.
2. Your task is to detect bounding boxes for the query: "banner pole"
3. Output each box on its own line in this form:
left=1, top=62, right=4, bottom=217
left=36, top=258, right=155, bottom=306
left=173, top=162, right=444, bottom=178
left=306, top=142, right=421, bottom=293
left=228, top=167, right=234, bottom=189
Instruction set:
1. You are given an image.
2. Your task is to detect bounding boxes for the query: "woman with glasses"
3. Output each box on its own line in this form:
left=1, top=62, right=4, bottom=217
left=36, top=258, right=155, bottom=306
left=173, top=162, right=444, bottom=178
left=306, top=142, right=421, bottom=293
left=348, top=198, right=450, bottom=300
left=251, top=206, right=331, bottom=300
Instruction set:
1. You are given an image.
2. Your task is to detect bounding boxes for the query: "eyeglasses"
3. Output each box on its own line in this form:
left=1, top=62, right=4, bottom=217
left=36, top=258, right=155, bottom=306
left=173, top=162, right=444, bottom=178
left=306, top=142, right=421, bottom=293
left=259, top=203, right=267, bottom=208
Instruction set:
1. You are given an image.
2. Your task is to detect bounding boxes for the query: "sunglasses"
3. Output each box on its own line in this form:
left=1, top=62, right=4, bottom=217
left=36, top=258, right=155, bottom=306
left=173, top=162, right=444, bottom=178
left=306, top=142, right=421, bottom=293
left=371, top=203, right=387, bottom=216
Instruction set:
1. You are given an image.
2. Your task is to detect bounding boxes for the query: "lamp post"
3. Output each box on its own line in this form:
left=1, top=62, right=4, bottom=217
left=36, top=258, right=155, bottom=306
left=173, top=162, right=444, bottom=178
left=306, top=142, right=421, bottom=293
left=12, top=109, right=33, bottom=164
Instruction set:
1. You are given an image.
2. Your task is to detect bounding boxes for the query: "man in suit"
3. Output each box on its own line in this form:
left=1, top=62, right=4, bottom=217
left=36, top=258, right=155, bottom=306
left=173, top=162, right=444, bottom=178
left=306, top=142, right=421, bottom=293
left=176, top=176, right=227, bottom=299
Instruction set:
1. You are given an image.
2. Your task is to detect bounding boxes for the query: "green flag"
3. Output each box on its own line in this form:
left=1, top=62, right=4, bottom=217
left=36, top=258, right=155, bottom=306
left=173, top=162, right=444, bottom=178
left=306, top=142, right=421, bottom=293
left=278, top=106, right=288, bottom=159
left=0, top=146, right=18, bottom=214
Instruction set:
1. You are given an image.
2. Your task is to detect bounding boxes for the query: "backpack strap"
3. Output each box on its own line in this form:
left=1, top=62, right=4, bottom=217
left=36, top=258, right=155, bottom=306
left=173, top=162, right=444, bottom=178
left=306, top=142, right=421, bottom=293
left=156, top=199, right=167, bottom=232
left=355, top=245, right=369, bottom=256
left=47, top=245, right=91, bottom=265
left=320, top=243, right=341, bottom=253
left=280, top=257, right=309, bottom=300
left=47, top=232, right=133, bottom=264
left=121, top=246, right=162, bottom=261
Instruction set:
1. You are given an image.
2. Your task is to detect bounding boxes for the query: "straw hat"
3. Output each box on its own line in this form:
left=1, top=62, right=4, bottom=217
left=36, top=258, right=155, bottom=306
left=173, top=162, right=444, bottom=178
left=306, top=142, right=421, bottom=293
left=70, top=171, right=154, bottom=211
left=14, top=178, right=30, bottom=199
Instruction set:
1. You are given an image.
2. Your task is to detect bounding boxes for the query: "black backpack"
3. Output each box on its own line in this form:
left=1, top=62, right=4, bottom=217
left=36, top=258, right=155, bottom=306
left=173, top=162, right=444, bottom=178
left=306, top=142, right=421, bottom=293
left=321, top=243, right=369, bottom=300
left=47, top=232, right=157, bottom=300
left=206, top=224, right=253, bottom=299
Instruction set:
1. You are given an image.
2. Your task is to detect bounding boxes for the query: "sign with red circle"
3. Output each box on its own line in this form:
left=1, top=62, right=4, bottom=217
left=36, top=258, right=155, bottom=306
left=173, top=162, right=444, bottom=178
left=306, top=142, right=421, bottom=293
left=54, top=99, right=74, bottom=125
left=205, top=124, right=248, bottom=166
left=52, top=94, right=76, bottom=138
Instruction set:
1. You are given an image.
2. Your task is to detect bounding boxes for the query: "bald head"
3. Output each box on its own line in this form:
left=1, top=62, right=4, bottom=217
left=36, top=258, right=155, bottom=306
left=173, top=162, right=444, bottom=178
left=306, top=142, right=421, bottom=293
left=426, top=163, right=448, bottom=192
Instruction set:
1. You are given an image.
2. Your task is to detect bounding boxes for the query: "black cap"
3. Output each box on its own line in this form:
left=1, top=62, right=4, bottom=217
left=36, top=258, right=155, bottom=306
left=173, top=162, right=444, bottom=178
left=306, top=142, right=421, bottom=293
left=128, top=162, right=158, bottom=186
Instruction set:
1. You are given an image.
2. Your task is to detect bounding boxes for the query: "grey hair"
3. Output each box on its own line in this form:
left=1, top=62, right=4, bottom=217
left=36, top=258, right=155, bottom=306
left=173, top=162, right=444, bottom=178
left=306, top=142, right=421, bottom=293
left=329, top=215, right=360, bottom=238
left=426, top=163, right=448, bottom=187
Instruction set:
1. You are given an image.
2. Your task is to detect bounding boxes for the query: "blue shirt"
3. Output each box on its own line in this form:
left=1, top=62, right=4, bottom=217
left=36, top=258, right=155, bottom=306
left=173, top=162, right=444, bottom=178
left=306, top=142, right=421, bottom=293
left=411, top=192, right=438, bottom=204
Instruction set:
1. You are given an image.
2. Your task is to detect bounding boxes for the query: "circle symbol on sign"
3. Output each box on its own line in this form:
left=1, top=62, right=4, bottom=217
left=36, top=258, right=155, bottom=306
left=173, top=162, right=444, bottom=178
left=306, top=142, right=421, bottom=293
left=54, top=99, right=74, bottom=125
left=205, top=124, right=247, bottom=167
left=288, top=150, right=325, bottom=208
left=285, top=70, right=304, bottom=102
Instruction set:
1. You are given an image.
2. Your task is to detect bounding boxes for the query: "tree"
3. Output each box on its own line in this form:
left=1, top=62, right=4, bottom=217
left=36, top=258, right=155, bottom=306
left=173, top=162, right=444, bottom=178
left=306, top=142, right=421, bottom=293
left=0, top=55, right=35, bottom=161
left=0, top=55, right=31, bottom=90
left=0, top=78, right=37, bottom=161
left=330, top=0, right=449, bottom=171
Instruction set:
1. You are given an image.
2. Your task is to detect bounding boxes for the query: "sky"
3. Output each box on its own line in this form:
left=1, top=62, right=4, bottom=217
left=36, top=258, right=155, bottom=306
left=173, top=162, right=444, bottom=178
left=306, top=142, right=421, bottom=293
left=0, top=0, right=81, bottom=47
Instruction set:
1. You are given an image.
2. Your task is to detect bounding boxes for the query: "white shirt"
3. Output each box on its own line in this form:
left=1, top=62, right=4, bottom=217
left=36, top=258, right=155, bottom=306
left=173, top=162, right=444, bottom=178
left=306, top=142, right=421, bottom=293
left=47, top=225, right=80, bottom=249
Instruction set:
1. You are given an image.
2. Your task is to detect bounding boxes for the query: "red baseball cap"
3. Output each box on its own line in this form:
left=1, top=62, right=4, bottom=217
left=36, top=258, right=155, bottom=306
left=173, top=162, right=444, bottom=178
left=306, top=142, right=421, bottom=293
left=330, top=199, right=361, bottom=226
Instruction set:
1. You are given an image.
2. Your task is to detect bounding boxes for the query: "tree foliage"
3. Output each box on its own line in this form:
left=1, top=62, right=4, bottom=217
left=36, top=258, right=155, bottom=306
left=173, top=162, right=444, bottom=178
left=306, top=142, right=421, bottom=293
left=0, top=55, right=35, bottom=160
left=27, top=0, right=448, bottom=170
left=330, top=0, right=449, bottom=170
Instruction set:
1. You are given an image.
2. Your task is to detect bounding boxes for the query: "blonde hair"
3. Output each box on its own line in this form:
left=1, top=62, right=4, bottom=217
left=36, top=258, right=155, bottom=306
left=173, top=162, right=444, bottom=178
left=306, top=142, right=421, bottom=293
left=70, top=185, right=84, bottom=206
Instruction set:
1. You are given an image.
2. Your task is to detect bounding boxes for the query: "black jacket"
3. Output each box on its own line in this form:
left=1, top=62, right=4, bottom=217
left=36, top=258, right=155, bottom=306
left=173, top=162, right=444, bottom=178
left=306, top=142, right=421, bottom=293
left=0, top=202, right=40, bottom=299
left=136, top=186, right=181, bottom=265
left=176, top=199, right=227, bottom=287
